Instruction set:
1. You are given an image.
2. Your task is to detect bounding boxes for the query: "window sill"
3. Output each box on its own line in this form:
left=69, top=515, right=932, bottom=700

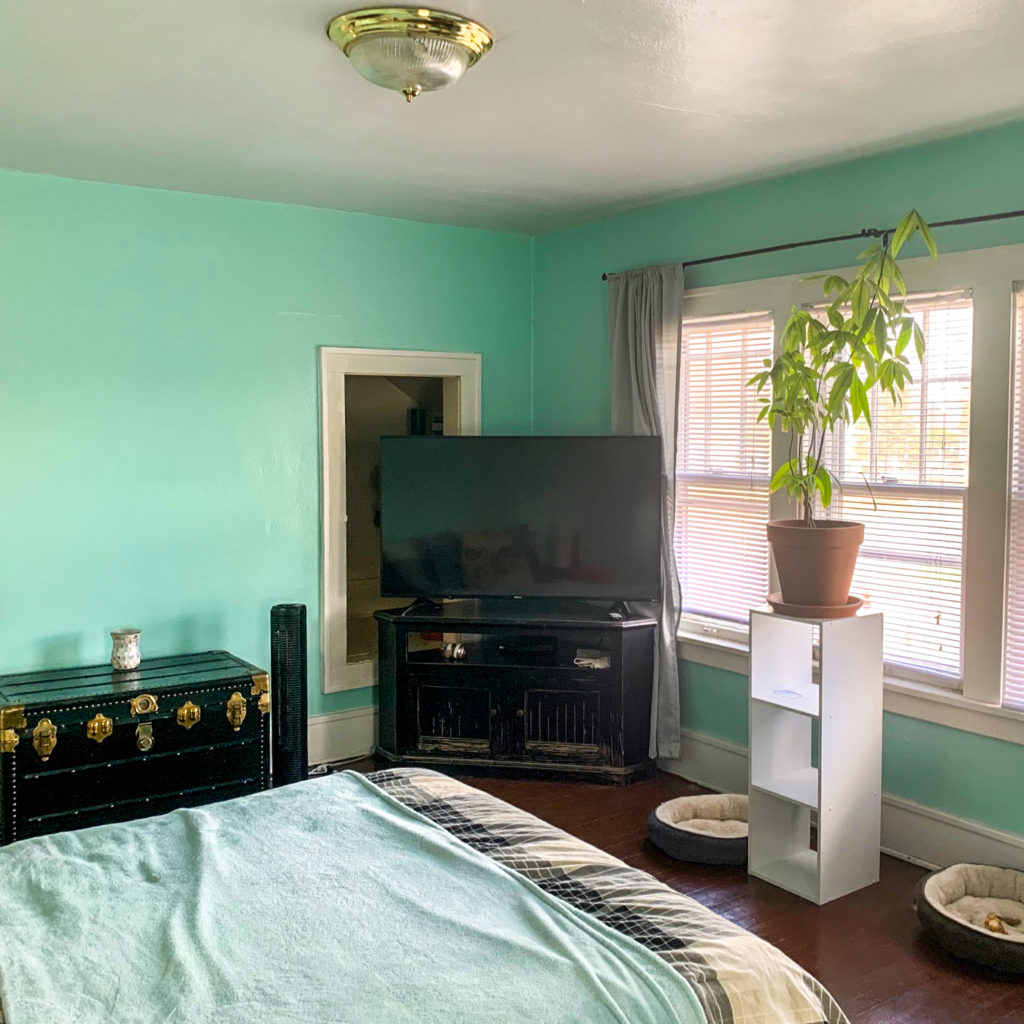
left=678, top=630, right=1024, bottom=747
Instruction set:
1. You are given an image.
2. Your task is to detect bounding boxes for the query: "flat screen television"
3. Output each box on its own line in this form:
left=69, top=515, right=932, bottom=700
left=379, top=435, right=662, bottom=601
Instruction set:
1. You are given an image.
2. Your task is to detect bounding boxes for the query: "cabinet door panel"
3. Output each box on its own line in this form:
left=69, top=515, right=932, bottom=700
left=522, top=687, right=605, bottom=763
left=414, top=683, right=493, bottom=755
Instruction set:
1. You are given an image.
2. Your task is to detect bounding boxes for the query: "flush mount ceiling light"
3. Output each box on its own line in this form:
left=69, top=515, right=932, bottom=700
left=327, top=7, right=493, bottom=103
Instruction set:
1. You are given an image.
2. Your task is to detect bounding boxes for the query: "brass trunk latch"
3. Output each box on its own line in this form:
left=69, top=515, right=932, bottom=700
left=136, top=723, right=154, bottom=752
left=33, top=719, right=58, bottom=761
left=226, top=692, right=247, bottom=731
left=176, top=701, right=201, bottom=730
left=86, top=712, right=113, bottom=744
left=0, top=706, right=26, bottom=755
left=129, top=693, right=159, bottom=716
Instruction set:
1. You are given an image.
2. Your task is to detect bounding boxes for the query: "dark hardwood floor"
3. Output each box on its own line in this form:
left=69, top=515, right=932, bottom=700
left=350, top=759, right=1022, bottom=1023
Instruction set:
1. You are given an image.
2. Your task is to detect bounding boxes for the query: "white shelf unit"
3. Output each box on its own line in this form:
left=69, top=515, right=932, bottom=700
left=748, top=608, right=883, bottom=905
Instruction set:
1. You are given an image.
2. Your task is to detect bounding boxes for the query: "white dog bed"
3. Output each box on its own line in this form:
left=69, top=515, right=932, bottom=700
left=646, top=794, right=748, bottom=865
left=914, top=863, right=1024, bottom=973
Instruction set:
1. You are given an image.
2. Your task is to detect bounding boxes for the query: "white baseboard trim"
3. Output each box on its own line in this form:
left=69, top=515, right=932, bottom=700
left=307, top=707, right=378, bottom=766
left=659, top=728, right=1024, bottom=872
left=659, top=729, right=749, bottom=795
left=880, top=793, right=1024, bottom=871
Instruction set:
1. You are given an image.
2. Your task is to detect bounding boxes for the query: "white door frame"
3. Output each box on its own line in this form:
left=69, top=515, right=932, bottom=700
left=319, top=347, right=482, bottom=693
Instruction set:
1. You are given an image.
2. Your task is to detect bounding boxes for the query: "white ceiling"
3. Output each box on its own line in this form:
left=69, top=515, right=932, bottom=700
left=2, top=1, right=1023, bottom=233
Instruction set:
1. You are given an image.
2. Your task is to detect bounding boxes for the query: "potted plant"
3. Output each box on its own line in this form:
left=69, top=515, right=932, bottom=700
left=747, top=210, right=938, bottom=614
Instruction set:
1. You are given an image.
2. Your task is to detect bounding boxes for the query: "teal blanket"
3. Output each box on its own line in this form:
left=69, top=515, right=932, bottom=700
left=0, top=772, right=705, bottom=1024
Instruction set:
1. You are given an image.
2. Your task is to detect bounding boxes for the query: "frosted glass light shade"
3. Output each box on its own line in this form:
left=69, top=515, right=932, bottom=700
left=327, top=9, right=493, bottom=102
left=347, top=33, right=473, bottom=95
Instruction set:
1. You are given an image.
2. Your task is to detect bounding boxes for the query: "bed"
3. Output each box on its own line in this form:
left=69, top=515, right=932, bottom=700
left=0, top=768, right=848, bottom=1024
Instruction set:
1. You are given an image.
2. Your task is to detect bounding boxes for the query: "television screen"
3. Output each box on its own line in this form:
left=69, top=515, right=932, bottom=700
left=379, top=436, right=662, bottom=600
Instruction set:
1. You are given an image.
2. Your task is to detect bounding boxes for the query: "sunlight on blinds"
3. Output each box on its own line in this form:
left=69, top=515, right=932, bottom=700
left=676, top=313, right=772, bottom=622
left=824, top=291, right=972, bottom=682
left=1003, top=288, right=1024, bottom=710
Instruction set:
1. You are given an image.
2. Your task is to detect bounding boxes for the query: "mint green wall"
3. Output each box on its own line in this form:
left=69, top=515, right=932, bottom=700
left=532, top=119, right=1024, bottom=434
left=0, top=170, right=533, bottom=716
left=533, top=119, right=1024, bottom=836
left=4, top=118, right=1024, bottom=832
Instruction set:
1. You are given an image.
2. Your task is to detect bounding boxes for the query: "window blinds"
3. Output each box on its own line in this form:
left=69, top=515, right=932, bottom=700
left=824, top=291, right=972, bottom=683
left=675, top=313, right=773, bottom=622
left=1003, top=288, right=1024, bottom=710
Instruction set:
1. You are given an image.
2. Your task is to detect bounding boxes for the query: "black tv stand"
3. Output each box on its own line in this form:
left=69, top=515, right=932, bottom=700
left=400, top=596, right=444, bottom=617
left=606, top=600, right=631, bottom=622
left=374, top=600, right=657, bottom=784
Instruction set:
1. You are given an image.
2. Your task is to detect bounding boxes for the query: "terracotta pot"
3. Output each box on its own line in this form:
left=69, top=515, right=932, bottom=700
left=766, top=520, right=864, bottom=609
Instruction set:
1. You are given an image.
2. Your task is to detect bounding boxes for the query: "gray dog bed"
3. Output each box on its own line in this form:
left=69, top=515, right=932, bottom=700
left=914, top=863, right=1024, bottom=973
left=647, top=793, right=748, bottom=865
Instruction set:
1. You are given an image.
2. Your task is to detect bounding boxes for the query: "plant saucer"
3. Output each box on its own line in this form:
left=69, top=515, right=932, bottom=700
left=766, top=593, right=864, bottom=619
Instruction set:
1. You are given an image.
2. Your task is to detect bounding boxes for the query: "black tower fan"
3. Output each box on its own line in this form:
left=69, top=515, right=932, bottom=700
left=270, top=603, right=308, bottom=786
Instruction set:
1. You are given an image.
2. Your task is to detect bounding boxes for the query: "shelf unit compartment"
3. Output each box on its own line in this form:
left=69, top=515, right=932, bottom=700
left=404, top=630, right=615, bottom=671
left=749, top=701, right=818, bottom=810
left=749, top=612, right=820, bottom=716
left=752, top=767, right=819, bottom=809
left=748, top=790, right=819, bottom=903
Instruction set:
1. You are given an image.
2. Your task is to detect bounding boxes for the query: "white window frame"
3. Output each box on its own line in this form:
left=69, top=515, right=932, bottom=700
left=676, top=242, right=1024, bottom=746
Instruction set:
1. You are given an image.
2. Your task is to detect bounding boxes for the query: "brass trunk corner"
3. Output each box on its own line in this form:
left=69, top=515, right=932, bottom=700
left=250, top=671, right=270, bottom=697
left=0, top=706, right=26, bottom=755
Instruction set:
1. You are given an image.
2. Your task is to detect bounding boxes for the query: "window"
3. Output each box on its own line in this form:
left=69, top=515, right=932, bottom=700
left=823, top=292, right=973, bottom=684
left=1003, top=286, right=1024, bottom=711
left=675, top=313, right=772, bottom=623
left=677, top=245, right=1024, bottom=722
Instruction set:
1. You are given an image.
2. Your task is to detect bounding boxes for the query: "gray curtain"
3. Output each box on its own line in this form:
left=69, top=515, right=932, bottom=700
left=608, top=265, right=684, bottom=760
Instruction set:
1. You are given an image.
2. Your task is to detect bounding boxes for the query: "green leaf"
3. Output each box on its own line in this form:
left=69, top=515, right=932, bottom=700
left=815, top=465, right=833, bottom=508
left=851, top=279, right=869, bottom=325
left=912, top=319, right=926, bottom=362
left=894, top=318, right=913, bottom=356
left=823, top=275, right=848, bottom=298
left=770, top=460, right=798, bottom=494
left=849, top=373, right=871, bottom=427
left=918, top=216, right=939, bottom=259
left=890, top=211, right=916, bottom=257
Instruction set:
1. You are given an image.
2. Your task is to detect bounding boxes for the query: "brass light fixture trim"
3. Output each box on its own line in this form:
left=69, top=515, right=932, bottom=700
left=327, top=7, right=493, bottom=102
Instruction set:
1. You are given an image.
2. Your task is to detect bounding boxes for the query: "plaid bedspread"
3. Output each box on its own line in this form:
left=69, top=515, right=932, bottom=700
left=369, top=767, right=850, bottom=1024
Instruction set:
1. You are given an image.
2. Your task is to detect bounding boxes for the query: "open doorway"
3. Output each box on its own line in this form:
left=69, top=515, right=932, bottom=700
left=319, top=349, right=481, bottom=693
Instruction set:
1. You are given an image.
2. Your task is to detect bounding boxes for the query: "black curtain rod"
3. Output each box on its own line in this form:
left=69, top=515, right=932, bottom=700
left=600, top=207, right=1024, bottom=281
